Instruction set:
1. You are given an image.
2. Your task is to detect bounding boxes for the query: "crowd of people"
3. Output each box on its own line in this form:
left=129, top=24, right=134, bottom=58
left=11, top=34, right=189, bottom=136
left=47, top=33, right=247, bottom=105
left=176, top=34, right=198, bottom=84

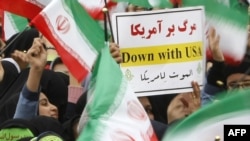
left=0, top=1, right=250, bottom=141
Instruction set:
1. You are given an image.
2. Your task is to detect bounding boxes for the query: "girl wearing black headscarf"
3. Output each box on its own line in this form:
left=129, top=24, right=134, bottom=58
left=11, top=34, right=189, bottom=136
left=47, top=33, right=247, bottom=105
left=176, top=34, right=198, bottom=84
left=10, top=37, right=68, bottom=123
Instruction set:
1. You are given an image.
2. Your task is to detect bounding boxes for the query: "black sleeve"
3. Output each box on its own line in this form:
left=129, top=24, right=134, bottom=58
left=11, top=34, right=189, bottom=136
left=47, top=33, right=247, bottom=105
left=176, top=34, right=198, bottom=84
left=0, top=60, right=19, bottom=99
left=206, top=60, right=226, bottom=88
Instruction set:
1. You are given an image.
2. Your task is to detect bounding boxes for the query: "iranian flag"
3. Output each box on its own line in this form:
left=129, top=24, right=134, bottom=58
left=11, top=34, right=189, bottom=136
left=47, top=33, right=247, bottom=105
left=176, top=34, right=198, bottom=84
left=31, top=0, right=104, bottom=82
left=1, top=11, right=28, bottom=41
left=182, top=0, right=248, bottom=64
left=79, top=0, right=175, bottom=20
left=0, top=0, right=51, bottom=19
left=78, top=0, right=127, bottom=37
left=163, top=89, right=250, bottom=141
left=77, top=46, right=158, bottom=141
left=78, top=0, right=118, bottom=20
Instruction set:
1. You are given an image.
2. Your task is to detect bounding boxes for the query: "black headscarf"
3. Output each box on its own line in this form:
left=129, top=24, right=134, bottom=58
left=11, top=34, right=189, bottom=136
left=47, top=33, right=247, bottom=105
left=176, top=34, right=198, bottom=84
left=0, top=28, right=39, bottom=99
left=148, top=94, right=178, bottom=124
left=39, top=69, right=68, bottom=123
left=0, top=69, right=68, bottom=124
left=0, top=68, right=30, bottom=123
left=62, top=92, right=87, bottom=141
left=3, top=28, right=39, bottom=58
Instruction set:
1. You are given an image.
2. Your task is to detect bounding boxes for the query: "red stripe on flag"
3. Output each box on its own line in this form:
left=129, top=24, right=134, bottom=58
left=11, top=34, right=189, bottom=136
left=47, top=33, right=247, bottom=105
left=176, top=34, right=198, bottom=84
left=150, top=132, right=159, bottom=141
left=206, top=48, right=242, bottom=66
left=0, top=0, right=42, bottom=19
left=80, top=0, right=117, bottom=20
left=31, top=13, right=89, bottom=82
left=170, top=0, right=182, bottom=7
left=0, top=10, right=5, bottom=40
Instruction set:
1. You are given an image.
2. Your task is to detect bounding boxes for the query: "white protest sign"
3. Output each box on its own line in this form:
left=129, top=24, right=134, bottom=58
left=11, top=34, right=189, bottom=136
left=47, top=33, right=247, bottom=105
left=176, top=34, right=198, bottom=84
left=112, top=6, right=205, bottom=96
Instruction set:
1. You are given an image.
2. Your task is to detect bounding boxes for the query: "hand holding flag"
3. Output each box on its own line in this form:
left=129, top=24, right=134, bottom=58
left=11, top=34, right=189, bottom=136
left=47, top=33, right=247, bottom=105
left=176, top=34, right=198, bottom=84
left=31, top=0, right=105, bottom=82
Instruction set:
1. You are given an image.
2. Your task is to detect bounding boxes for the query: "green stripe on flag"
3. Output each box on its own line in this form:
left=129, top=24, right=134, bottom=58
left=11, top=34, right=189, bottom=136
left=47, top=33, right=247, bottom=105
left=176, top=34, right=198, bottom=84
left=77, top=116, right=104, bottom=140
left=183, top=0, right=248, bottom=27
left=7, top=13, right=28, bottom=32
left=62, top=0, right=105, bottom=53
left=78, top=44, right=127, bottom=139
left=88, top=44, right=124, bottom=117
left=113, top=0, right=173, bottom=9
left=163, top=88, right=250, bottom=140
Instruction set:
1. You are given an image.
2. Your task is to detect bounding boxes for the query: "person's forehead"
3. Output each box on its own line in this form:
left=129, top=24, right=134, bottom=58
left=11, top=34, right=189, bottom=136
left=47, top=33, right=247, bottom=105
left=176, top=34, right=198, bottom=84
left=138, top=96, right=150, bottom=104
left=39, top=93, right=48, bottom=99
left=227, top=73, right=250, bottom=83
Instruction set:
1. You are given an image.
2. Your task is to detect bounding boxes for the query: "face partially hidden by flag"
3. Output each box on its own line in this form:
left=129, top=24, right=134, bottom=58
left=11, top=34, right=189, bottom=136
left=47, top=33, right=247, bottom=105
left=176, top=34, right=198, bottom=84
left=0, top=0, right=51, bottom=19
left=183, top=0, right=248, bottom=65
left=77, top=46, right=158, bottom=141
left=31, top=0, right=105, bottom=82
left=163, top=89, right=250, bottom=141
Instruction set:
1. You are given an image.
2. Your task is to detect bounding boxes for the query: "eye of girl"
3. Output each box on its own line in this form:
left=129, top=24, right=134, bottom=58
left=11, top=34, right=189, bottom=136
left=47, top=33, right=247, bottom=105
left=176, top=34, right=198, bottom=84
left=145, top=106, right=153, bottom=114
left=39, top=99, right=48, bottom=106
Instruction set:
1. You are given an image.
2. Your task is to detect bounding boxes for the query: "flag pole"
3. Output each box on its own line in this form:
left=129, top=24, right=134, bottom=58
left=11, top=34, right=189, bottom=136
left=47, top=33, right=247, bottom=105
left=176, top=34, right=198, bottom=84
left=0, top=25, right=30, bottom=56
left=104, top=0, right=115, bottom=42
left=214, top=136, right=220, bottom=141
left=102, top=7, right=108, bottom=42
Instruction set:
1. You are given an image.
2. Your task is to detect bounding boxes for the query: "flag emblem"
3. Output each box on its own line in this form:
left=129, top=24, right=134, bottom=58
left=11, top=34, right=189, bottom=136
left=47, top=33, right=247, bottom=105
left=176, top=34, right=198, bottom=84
left=56, top=15, right=70, bottom=34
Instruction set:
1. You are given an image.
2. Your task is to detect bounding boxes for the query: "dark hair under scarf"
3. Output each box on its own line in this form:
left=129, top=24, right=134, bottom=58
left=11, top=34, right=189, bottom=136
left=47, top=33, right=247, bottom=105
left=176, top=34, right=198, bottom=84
left=223, top=61, right=250, bottom=83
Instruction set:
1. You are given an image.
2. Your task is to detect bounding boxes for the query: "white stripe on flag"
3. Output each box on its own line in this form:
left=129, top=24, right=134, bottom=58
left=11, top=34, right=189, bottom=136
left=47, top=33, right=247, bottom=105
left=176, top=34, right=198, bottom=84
left=3, top=12, right=19, bottom=40
left=3, top=12, right=28, bottom=40
left=39, top=0, right=98, bottom=70
left=25, top=0, right=51, bottom=8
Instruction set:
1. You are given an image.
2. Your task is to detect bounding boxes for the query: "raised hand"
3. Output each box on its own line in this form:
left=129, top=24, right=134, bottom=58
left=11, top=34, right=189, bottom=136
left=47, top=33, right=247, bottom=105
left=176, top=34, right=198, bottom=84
left=11, top=50, right=29, bottom=70
left=26, top=37, right=47, bottom=92
left=208, top=26, right=224, bottom=62
left=27, top=38, right=47, bottom=71
left=190, top=81, right=201, bottom=112
left=109, top=42, right=122, bottom=64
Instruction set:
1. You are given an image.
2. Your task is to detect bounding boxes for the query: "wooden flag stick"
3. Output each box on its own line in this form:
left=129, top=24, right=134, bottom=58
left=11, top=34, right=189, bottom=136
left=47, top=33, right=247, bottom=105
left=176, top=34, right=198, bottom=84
left=102, top=7, right=108, bottom=42
left=103, top=0, right=114, bottom=42
left=214, top=135, right=220, bottom=141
